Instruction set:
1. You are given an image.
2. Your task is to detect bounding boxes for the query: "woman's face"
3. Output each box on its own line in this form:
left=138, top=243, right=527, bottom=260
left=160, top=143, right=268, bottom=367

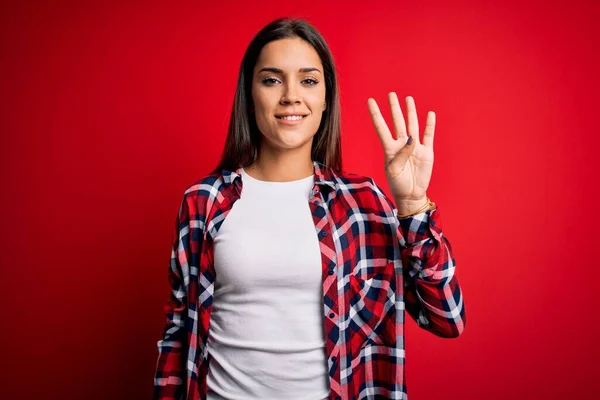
left=251, top=37, right=326, bottom=154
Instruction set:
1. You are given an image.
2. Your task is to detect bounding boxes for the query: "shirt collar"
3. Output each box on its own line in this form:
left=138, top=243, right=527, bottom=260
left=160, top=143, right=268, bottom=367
left=221, top=160, right=337, bottom=191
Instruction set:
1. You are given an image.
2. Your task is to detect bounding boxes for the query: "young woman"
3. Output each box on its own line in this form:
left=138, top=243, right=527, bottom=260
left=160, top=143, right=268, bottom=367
left=154, top=17, right=466, bottom=400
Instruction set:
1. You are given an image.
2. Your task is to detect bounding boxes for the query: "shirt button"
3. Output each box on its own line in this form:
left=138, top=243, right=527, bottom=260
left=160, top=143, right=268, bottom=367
left=327, top=269, right=334, bottom=275
left=320, top=231, right=328, bottom=237
left=329, top=312, right=335, bottom=319
left=332, top=356, right=337, bottom=362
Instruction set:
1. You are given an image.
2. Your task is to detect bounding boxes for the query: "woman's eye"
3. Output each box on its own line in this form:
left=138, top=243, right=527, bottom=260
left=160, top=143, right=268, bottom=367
left=262, top=77, right=279, bottom=86
left=261, top=77, right=319, bottom=86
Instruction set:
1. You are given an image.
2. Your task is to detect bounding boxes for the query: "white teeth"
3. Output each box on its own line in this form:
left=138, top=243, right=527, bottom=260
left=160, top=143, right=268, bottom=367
left=279, top=115, right=304, bottom=120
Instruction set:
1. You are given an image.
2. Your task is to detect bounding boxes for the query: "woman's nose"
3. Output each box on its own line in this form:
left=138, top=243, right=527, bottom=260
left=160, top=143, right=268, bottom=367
left=280, top=82, right=301, bottom=104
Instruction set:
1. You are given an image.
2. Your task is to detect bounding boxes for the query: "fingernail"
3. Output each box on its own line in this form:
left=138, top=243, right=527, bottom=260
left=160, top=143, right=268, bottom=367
left=407, top=136, right=413, bottom=145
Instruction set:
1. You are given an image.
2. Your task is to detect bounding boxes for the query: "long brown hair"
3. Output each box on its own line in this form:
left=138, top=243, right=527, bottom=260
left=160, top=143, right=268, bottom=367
left=211, top=17, right=342, bottom=174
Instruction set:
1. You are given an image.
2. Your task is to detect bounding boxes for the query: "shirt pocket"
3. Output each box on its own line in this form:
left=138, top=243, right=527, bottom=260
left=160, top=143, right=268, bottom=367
left=348, top=260, right=396, bottom=347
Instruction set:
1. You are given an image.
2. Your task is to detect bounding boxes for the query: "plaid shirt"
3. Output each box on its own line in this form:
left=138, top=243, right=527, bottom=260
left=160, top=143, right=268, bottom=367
left=154, top=160, right=466, bottom=400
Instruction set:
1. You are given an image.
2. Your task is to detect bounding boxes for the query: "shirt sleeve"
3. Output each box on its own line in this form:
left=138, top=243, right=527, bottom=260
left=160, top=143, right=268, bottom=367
left=368, top=178, right=466, bottom=338
left=395, top=205, right=467, bottom=338
left=154, top=195, right=190, bottom=399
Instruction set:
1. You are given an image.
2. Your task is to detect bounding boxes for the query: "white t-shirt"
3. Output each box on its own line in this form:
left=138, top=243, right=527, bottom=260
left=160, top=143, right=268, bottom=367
left=206, top=167, right=330, bottom=400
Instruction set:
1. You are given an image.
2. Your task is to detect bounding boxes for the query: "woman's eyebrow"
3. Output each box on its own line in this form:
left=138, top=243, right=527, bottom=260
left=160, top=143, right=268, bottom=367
left=258, top=67, right=322, bottom=74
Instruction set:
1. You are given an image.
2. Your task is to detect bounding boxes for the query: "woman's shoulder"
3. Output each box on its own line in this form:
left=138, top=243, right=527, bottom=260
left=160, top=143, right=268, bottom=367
left=175, top=169, right=236, bottom=213
left=328, top=167, right=394, bottom=211
left=182, top=173, right=226, bottom=196
left=331, top=167, right=385, bottom=195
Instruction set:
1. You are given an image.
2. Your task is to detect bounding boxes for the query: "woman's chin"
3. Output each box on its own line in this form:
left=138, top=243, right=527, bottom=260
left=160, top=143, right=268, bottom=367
left=271, top=134, right=314, bottom=151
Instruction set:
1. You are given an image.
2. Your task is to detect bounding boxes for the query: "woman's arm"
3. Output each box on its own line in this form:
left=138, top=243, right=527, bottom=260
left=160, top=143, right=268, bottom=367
left=154, top=195, right=191, bottom=400
left=367, top=93, right=466, bottom=338
left=396, top=204, right=466, bottom=338
left=369, top=179, right=466, bottom=338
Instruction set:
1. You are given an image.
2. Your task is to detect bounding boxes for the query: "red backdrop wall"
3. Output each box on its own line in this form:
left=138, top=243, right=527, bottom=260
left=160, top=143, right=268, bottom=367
left=1, top=0, right=599, bottom=399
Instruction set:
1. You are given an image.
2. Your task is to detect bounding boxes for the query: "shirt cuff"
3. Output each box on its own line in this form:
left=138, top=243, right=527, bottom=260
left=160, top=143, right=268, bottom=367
left=396, top=205, right=443, bottom=247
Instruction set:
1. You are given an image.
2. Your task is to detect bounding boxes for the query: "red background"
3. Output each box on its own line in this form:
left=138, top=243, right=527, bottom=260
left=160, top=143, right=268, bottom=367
left=1, top=1, right=599, bottom=399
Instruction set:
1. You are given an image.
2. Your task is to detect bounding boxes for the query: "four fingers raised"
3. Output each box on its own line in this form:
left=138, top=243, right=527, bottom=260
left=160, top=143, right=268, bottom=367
left=367, top=93, right=435, bottom=149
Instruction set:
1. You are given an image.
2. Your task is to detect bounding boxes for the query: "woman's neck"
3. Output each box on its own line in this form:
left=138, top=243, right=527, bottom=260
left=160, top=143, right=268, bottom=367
left=245, top=148, right=314, bottom=182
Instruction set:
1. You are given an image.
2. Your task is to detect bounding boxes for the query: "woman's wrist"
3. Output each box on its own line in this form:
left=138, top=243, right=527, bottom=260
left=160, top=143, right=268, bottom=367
left=395, top=196, right=435, bottom=218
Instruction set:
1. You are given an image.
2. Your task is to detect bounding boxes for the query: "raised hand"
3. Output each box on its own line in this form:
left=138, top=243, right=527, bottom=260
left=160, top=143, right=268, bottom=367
left=367, top=93, right=435, bottom=212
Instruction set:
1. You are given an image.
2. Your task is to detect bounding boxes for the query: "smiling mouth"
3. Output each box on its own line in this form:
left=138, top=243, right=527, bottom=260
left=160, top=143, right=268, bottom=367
left=275, top=115, right=308, bottom=120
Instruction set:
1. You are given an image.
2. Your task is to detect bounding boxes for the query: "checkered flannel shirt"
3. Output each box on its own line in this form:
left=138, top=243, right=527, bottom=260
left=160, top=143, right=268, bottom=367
left=154, top=160, right=466, bottom=400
